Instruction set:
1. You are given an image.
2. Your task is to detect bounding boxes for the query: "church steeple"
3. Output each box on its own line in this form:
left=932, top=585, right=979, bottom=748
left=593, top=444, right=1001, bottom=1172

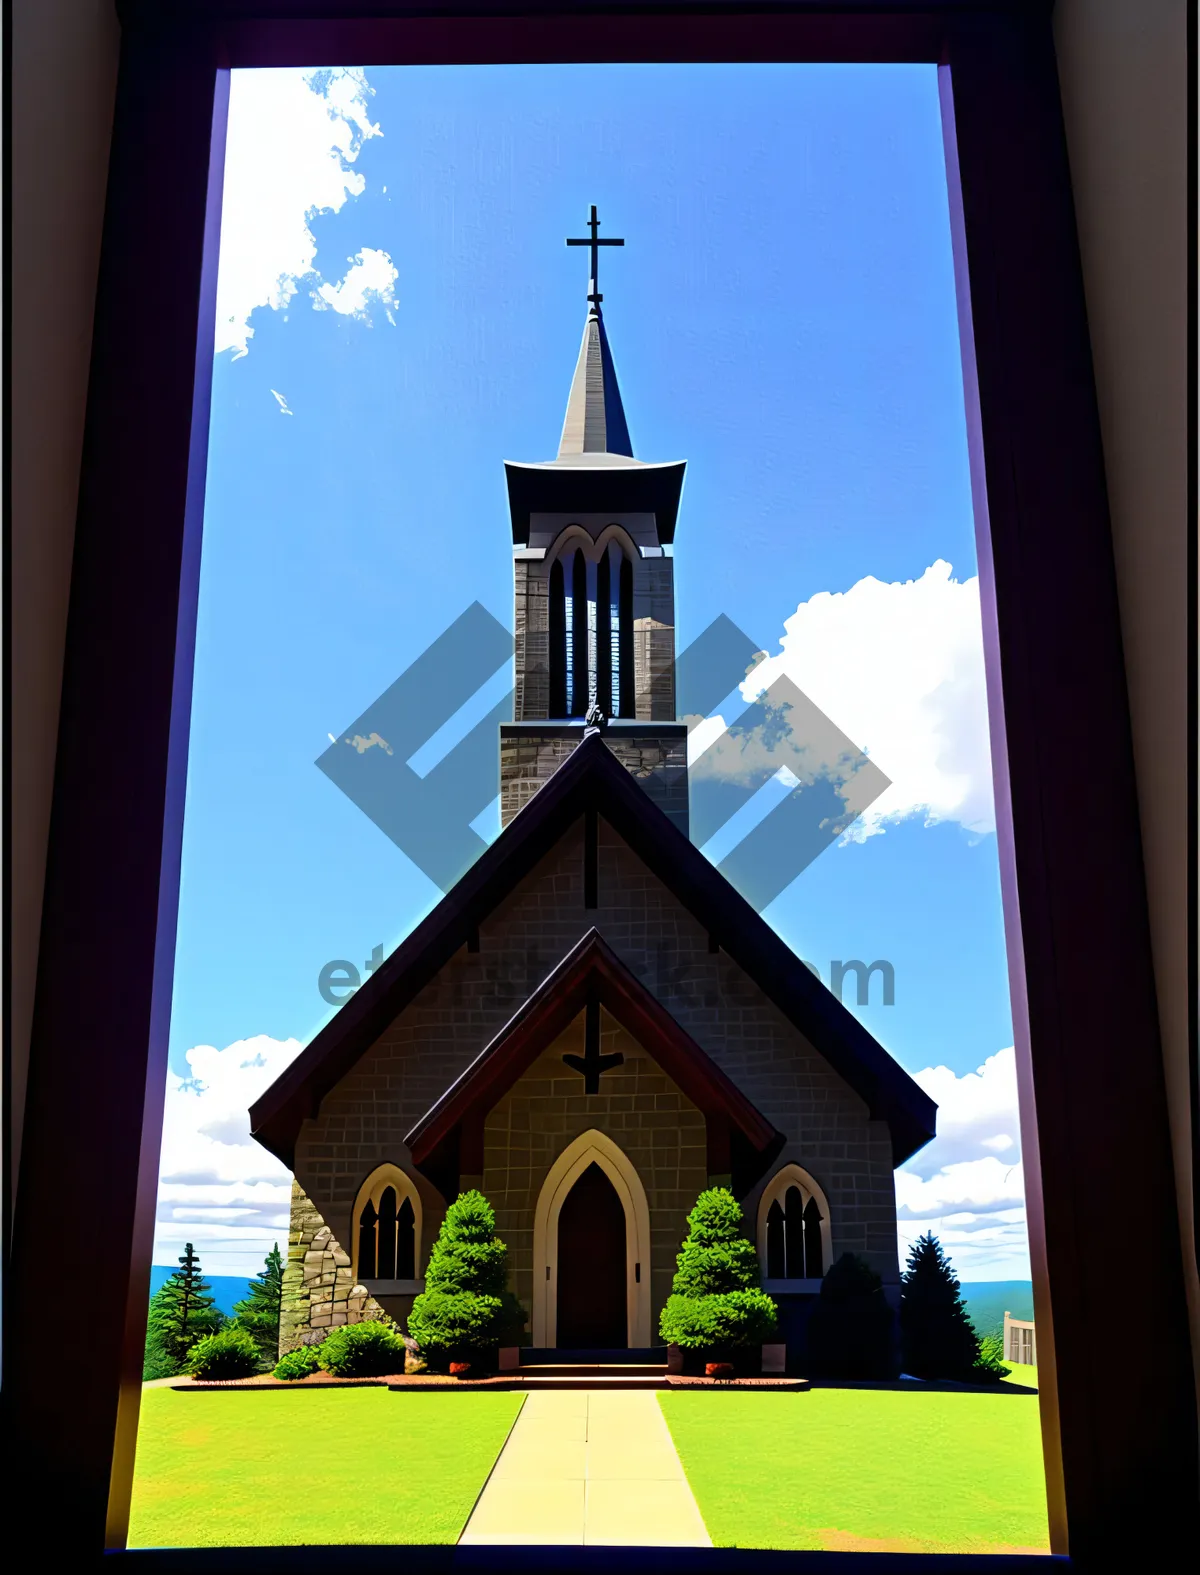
left=501, top=207, right=690, bottom=834
left=558, top=307, right=633, bottom=459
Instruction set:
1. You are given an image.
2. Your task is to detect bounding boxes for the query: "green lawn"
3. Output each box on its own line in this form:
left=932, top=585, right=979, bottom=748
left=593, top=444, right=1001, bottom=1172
left=659, top=1388, right=1050, bottom=1554
left=128, top=1388, right=524, bottom=1547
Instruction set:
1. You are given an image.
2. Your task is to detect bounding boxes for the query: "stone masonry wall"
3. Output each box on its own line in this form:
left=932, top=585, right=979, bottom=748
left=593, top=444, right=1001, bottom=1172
left=499, top=725, right=688, bottom=834
left=513, top=556, right=549, bottom=723
left=483, top=1012, right=709, bottom=1333
left=291, top=813, right=902, bottom=1322
left=632, top=555, right=675, bottom=721
left=279, top=1178, right=389, bottom=1357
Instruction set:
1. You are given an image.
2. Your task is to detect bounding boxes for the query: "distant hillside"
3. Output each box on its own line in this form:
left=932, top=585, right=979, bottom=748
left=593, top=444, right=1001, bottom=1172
left=149, top=1266, right=253, bottom=1317
left=961, top=1281, right=1034, bottom=1339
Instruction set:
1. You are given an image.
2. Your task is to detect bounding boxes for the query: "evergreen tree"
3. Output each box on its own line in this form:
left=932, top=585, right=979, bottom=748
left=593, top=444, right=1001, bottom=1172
left=407, top=1191, right=526, bottom=1367
left=234, top=1243, right=285, bottom=1368
left=900, top=1232, right=1000, bottom=1383
left=659, top=1187, right=778, bottom=1351
left=145, top=1243, right=223, bottom=1374
left=805, top=1252, right=897, bottom=1379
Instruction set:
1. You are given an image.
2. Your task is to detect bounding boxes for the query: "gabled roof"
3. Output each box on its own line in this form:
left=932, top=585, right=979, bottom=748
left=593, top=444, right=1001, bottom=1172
left=249, top=732, right=936, bottom=1168
left=406, top=927, right=783, bottom=1190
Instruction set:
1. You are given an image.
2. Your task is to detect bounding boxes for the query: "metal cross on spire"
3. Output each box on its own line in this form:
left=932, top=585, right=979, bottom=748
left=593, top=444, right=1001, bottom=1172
left=566, top=204, right=624, bottom=308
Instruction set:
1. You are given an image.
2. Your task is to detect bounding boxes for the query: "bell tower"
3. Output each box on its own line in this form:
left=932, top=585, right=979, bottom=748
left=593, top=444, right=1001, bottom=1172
left=500, top=208, right=689, bottom=833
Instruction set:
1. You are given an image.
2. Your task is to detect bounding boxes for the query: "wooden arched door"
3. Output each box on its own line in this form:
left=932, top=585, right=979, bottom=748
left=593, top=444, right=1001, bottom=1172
left=555, top=1161, right=628, bottom=1349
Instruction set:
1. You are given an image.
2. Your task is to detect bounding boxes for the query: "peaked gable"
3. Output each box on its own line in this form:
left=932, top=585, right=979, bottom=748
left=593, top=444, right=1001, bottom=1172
left=250, top=733, right=936, bottom=1168
left=406, top=927, right=784, bottom=1198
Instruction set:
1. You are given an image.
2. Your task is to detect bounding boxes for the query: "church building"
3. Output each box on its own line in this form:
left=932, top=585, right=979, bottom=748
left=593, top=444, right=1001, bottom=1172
left=249, top=211, right=936, bottom=1364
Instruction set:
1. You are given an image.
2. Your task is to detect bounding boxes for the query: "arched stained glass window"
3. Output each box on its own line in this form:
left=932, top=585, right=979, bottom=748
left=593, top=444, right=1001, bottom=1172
left=757, top=1165, right=831, bottom=1281
left=353, top=1166, right=422, bottom=1282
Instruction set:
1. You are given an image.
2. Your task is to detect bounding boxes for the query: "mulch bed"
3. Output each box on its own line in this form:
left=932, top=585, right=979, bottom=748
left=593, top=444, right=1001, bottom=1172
left=173, top=1372, right=808, bottom=1392
left=664, top=1376, right=807, bottom=1389
left=172, top=1372, right=519, bottom=1392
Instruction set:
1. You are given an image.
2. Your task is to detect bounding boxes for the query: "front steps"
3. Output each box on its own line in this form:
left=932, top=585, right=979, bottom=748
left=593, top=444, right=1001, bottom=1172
left=496, top=1349, right=806, bottom=1390
left=511, top=1349, right=668, bottom=1388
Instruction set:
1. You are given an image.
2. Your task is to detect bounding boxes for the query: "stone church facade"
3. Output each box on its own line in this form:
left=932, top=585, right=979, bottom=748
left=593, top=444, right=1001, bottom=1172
left=250, top=219, right=935, bottom=1363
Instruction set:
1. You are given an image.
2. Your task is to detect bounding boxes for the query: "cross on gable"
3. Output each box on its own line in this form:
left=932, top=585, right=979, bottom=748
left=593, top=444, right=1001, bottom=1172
left=562, top=995, right=624, bottom=1094
left=566, top=205, right=624, bottom=307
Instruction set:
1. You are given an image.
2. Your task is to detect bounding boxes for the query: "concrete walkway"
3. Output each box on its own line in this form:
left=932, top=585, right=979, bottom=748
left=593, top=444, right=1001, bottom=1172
left=459, top=1389, right=712, bottom=1547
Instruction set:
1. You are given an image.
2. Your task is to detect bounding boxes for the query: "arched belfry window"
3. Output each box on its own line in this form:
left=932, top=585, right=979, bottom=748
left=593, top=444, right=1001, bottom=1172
left=352, top=1165, right=422, bottom=1283
left=758, top=1164, right=832, bottom=1281
left=549, top=529, right=636, bottom=719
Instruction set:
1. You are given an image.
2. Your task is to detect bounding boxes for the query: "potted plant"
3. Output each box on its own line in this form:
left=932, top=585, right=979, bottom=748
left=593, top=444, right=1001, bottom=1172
left=658, top=1187, right=778, bottom=1377
left=407, top=1190, right=526, bottom=1375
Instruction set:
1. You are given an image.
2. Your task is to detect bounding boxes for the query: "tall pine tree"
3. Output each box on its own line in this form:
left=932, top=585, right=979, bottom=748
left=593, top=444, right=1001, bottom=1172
left=234, top=1243, right=285, bottom=1368
left=900, top=1232, right=998, bottom=1382
left=145, top=1243, right=222, bottom=1374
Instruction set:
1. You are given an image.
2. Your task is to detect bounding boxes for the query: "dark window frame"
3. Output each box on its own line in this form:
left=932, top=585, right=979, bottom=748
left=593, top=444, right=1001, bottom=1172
left=7, top=2, right=1195, bottom=1568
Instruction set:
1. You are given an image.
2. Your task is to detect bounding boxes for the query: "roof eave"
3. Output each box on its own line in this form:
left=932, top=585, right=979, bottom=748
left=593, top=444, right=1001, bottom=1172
left=249, top=732, right=936, bottom=1169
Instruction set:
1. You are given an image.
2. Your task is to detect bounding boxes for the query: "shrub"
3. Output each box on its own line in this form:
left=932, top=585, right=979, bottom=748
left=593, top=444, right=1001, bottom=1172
left=658, top=1188, right=778, bottom=1351
left=805, top=1252, right=897, bottom=1379
left=273, top=1344, right=324, bottom=1381
left=318, top=1319, right=407, bottom=1377
left=408, top=1191, right=526, bottom=1368
left=978, top=1331, right=1006, bottom=1368
left=186, top=1326, right=262, bottom=1380
left=900, top=1233, right=1002, bottom=1384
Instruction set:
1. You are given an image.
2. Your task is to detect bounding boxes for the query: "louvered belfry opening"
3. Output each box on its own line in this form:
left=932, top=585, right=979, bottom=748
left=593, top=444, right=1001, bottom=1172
left=570, top=549, right=589, bottom=716
left=550, top=540, right=635, bottom=719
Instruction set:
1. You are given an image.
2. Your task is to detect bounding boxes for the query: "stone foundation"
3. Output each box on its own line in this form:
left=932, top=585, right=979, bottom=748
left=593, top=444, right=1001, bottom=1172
left=279, top=1178, right=389, bottom=1357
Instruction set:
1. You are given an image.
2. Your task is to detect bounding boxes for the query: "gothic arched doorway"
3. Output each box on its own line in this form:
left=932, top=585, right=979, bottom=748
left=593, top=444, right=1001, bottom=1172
left=556, top=1161, right=627, bottom=1348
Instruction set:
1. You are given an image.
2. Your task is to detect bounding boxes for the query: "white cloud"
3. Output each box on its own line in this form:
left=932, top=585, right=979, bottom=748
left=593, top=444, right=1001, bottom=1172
left=314, top=247, right=398, bottom=320
left=896, top=1047, right=1030, bottom=1281
left=271, top=389, right=294, bottom=415
left=153, top=1034, right=303, bottom=1276
left=711, top=561, right=994, bottom=840
left=215, top=67, right=393, bottom=359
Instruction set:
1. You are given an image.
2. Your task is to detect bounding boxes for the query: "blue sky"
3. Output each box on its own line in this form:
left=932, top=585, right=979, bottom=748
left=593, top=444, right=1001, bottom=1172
left=157, top=63, right=1027, bottom=1280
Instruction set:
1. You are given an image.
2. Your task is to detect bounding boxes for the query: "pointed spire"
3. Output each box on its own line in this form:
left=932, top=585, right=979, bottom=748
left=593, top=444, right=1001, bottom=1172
left=558, top=307, right=633, bottom=458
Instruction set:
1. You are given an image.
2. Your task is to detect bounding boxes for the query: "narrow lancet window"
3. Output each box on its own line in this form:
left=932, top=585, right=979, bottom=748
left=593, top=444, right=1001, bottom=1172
left=549, top=557, right=567, bottom=717
left=376, top=1186, right=398, bottom=1279
left=783, top=1185, right=805, bottom=1278
left=766, top=1199, right=786, bottom=1279
left=618, top=554, right=635, bottom=717
left=802, top=1195, right=824, bottom=1278
left=571, top=549, right=589, bottom=716
left=357, top=1200, right=378, bottom=1279
left=595, top=549, right=612, bottom=713
left=395, top=1197, right=416, bottom=1280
